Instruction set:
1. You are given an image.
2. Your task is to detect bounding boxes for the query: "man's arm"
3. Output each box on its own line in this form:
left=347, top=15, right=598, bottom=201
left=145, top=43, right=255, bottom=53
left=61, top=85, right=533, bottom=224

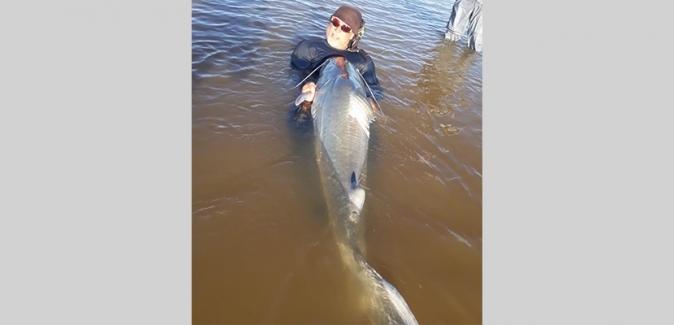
left=361, top=55, right=382, bottom=100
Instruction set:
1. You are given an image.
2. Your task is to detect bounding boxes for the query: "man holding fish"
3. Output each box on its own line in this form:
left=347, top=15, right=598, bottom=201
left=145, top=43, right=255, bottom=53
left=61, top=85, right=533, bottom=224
left=291, top=5, right=382, bottom=113
left=288, top=5, right=418, bottom=325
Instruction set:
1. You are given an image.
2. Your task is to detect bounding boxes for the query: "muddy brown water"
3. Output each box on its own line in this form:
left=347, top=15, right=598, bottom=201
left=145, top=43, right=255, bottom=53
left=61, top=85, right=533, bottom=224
left=193, top=0, right=482, bottom=323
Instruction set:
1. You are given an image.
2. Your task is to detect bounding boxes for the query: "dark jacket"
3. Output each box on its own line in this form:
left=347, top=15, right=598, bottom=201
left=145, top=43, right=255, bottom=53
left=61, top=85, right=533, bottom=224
left=291, top=38, right=382, bottom=99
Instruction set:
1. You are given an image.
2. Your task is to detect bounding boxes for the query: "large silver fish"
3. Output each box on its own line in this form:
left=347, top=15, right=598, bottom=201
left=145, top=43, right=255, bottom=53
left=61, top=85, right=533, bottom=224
left=295, top=57, right=418, bottom=325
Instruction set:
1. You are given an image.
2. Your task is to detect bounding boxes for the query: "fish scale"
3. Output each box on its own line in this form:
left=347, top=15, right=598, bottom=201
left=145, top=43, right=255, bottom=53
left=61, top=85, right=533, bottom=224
left=298, top=56, right=418, bottom=325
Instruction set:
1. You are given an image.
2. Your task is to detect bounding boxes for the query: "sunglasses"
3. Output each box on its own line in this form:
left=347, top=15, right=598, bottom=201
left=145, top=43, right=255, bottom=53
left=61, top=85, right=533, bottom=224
left=330, top=17, right=352, bottom=33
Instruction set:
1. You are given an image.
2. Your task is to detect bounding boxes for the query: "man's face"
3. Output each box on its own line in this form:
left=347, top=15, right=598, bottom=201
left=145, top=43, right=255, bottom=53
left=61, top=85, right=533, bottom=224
left=326, top=16, right=354, bottom=50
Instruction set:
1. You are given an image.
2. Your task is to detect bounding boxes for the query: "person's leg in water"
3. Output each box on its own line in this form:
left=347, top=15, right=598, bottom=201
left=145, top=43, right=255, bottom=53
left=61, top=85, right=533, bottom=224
left=445, top=0, right=475, bottom=41
left=466, top=0, right=482, bottom=53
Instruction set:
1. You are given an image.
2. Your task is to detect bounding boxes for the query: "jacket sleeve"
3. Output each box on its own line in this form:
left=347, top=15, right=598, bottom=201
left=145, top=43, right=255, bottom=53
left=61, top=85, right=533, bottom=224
left=291, top=40, right=320, bottom=85
left=360, top=53, right=383, bottom=100
left=293, top=40, right=326, bottom=69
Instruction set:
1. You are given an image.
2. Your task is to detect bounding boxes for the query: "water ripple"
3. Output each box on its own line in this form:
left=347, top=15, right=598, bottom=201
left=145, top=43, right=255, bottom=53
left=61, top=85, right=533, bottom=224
left=193, top=0, right=482, bottom=323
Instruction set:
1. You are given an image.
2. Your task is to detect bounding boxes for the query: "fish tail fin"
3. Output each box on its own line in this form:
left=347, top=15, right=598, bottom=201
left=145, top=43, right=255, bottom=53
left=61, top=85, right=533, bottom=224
left=381, top=278, right=419, bottom=325
left=353, top=254, right=419, bottom=325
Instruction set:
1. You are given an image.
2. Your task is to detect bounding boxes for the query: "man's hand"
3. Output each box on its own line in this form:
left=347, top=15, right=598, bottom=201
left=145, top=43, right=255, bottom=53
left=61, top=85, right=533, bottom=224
left=367, top=97, right=379, bottom=113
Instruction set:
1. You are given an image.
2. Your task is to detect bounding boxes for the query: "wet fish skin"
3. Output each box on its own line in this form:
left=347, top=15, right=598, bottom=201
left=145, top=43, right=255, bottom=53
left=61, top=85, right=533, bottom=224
left=302, top=56, right=418, bottom=325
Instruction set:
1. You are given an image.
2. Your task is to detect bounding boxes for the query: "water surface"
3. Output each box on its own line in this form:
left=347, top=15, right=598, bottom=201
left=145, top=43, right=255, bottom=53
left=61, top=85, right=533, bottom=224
left=193, top=0, right=482, bottom=323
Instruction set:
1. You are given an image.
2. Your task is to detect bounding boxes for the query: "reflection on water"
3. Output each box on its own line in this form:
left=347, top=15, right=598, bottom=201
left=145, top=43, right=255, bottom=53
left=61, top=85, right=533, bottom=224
left=193, top=0, right=481, bottom=324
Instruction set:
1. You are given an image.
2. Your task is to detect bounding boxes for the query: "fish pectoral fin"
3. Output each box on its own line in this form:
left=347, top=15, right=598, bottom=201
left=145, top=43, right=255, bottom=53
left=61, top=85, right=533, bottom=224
left=294, top=91, right=313, bottom=106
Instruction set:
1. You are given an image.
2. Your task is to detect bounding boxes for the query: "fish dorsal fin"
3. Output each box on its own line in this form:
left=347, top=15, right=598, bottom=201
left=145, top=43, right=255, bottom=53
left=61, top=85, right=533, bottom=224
left=351, top=172, right=357, bottom=189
